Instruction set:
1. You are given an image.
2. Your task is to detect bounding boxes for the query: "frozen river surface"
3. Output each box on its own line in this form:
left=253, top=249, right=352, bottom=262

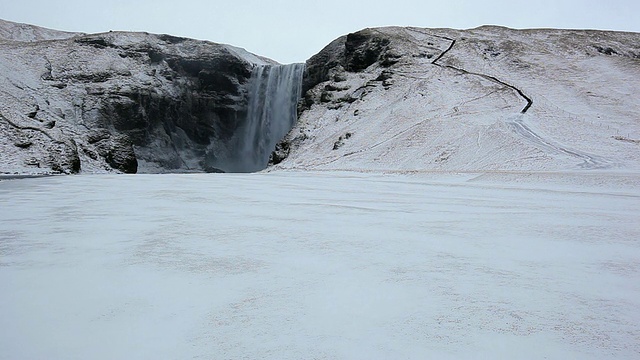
left=1, top=172, right=639, bottom=359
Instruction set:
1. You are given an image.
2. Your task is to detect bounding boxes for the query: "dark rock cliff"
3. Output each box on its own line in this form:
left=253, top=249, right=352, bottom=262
left=301, top=29, right=396, bottom=111
left=0, top=24, right=259, bottom=174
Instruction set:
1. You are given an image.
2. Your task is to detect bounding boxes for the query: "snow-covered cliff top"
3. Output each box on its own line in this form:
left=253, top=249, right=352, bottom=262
left=0, top=18, right=83, bottom=42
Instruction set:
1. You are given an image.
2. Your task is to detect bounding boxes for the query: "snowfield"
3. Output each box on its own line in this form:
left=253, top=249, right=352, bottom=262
left=1, top=171, right=639, bottom=359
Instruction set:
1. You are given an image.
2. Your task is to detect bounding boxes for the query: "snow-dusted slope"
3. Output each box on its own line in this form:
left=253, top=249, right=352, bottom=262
left=275, top=27, right=640, bottom=173
left=0, top=19, right=82, bottom=42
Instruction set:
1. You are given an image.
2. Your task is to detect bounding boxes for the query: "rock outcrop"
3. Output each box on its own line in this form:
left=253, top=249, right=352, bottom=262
left=0, top=19, right=269, bottom=174
left=275, top=26, right=640, bottom=172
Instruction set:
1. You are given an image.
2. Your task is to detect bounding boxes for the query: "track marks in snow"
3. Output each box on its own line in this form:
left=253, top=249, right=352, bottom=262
left=507, top=115, right=610, bottom=169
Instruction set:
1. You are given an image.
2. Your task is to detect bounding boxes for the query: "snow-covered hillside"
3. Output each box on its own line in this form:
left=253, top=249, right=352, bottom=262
left=275, top=27, right=640, bottom=172
left=2, top=21, right=639, bottom=175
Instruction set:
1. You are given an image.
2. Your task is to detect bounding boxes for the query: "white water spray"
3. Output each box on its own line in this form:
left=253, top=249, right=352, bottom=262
left=209, top=63, right=304, bottom=173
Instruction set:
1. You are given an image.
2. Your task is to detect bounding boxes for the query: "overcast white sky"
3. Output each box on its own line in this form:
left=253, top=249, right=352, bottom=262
left=2, top=0, right=639, bottom=63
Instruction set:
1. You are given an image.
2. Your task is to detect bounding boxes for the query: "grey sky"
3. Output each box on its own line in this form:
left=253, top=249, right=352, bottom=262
left=2, top=0, right=639, bottom=63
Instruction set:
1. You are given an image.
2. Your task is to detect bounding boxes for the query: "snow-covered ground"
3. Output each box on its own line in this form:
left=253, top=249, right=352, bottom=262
left=1, top=172, right=639, bottom=359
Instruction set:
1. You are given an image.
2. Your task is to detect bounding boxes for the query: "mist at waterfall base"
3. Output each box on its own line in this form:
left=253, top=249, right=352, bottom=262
left=208, top=63, right=304, bottom=173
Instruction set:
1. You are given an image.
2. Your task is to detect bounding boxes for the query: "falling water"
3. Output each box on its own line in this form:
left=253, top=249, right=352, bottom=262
left=212, top=63, right=304, bottom=173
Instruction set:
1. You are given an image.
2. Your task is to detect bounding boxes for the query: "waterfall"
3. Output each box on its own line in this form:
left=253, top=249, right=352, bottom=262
left=210, top=63, right=304, bottom=173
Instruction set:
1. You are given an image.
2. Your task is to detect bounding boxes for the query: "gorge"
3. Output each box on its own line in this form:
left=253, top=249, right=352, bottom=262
left=214, top=63, right=304, bottom=173
left=1, top=20, right=639, bottom=175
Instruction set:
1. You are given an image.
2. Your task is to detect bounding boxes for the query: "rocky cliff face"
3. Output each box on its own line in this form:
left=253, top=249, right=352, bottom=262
left=274, top=26, right=640, bottom=172
left=0, top=19, right=268, bottom=174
